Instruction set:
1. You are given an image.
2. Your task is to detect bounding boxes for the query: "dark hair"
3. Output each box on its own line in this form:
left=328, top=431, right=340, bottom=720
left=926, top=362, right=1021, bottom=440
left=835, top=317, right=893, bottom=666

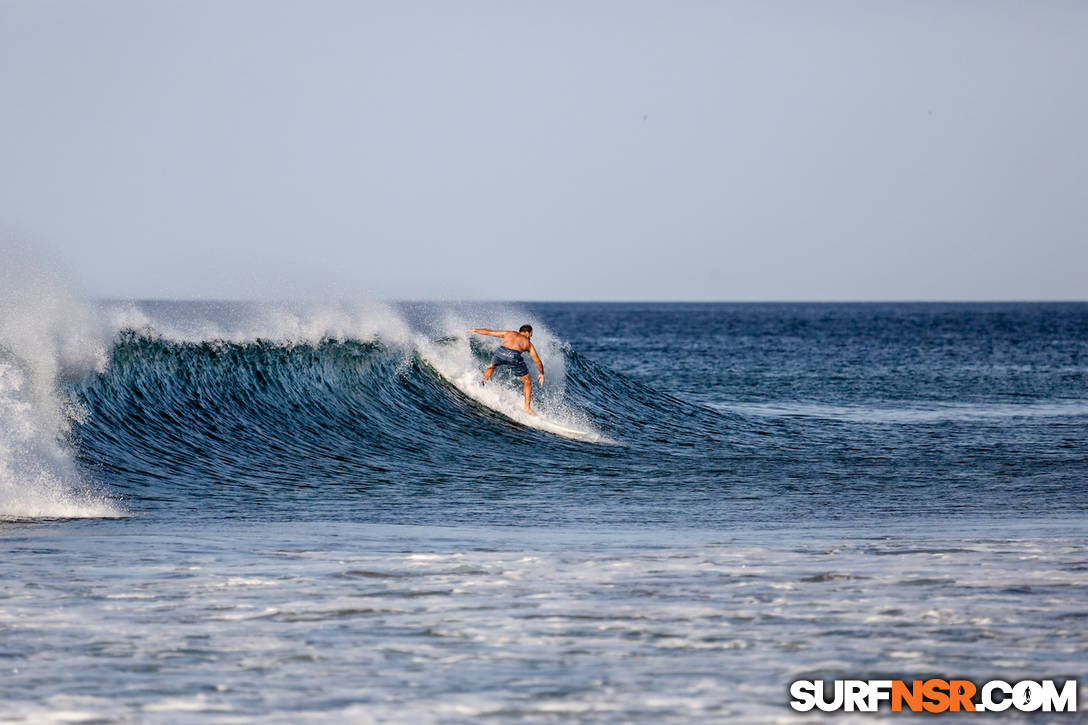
left=519, top=324, right=533, bottom=334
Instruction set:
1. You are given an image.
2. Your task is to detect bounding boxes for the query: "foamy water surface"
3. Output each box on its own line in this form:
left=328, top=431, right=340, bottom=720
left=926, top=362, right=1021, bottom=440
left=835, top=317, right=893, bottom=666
left=2, top=518, right=1084, bottom=723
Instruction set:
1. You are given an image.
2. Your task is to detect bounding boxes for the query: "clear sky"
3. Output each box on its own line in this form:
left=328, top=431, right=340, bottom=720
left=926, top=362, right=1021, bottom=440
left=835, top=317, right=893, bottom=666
left=2, top=1, right=1085, bottom=301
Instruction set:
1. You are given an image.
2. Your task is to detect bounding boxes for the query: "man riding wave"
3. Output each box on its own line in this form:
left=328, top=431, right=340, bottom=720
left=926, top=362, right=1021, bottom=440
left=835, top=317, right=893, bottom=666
left=467, top=325, right=545, bottom=414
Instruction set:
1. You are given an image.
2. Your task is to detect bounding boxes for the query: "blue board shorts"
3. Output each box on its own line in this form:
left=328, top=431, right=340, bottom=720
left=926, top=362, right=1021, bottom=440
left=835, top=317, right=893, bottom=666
left=490, top=346, right=530, bottom=377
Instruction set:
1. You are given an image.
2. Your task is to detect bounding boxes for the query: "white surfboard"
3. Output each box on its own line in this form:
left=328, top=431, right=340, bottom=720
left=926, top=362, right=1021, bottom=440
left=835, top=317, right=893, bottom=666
left=504, top=409, right=602, bottom=442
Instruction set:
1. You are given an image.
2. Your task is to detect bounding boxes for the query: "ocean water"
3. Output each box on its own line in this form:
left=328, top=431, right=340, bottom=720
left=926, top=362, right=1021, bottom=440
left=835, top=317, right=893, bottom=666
left=1, top=296, right=1086, bottom=723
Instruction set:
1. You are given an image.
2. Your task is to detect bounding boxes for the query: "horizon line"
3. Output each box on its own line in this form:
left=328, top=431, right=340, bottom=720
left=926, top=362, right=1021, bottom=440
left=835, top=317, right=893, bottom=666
left=95, top=297, right=1088, bottom=305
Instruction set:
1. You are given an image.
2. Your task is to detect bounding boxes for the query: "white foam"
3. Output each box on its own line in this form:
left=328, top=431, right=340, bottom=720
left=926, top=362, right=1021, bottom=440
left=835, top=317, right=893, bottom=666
left=142, top=695, right=235, bottom=713
left=0, top=242, right=120, bottom=519
left=714, top=399, right=1088, bottom=423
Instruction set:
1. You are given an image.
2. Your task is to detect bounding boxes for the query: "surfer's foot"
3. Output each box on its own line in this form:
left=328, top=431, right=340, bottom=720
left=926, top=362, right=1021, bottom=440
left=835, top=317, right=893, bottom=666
left=524, top=407, right=536, bottom=415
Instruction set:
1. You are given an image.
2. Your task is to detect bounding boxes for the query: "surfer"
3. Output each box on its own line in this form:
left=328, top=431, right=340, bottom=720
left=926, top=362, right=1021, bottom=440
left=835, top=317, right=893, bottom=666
left=467, top=325, right=545, bottom=414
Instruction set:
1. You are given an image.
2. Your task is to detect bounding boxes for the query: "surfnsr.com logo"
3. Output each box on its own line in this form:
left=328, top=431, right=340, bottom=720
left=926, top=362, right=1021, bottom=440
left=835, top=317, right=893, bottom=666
left=790, top=679, right=1078, bottom=713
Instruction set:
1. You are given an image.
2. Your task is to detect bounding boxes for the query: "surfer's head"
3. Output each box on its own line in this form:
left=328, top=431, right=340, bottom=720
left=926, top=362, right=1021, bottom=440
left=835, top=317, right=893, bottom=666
left=519, top=324, right=533, bottom=337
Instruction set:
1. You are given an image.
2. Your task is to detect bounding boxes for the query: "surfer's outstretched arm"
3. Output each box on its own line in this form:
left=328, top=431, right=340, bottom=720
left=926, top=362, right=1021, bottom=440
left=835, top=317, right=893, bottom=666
left=467, top=328, right=508, bottom=338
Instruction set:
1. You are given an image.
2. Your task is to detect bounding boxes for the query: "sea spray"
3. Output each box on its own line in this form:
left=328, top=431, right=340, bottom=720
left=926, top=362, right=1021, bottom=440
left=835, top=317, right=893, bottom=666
left=0, top=243, right=119, bottom=518
left=104, top=299, right=414, bottom=347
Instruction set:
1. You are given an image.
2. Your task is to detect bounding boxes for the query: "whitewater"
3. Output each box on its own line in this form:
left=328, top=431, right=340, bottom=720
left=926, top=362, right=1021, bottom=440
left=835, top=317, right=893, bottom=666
left=1, top=264, right=1086, bottom=722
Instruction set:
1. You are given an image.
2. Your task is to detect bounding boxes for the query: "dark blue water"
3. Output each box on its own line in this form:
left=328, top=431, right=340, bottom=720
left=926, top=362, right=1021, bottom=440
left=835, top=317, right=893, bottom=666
left=70, top=302, right=1088, bottom=525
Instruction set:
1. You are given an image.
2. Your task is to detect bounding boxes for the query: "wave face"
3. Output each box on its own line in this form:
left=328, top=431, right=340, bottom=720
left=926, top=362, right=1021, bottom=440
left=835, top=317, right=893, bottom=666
left=66, top=302, right=745, bottom=523
left=71, top=335, right=740, bottom=519
left=6, top=294, right=1086, bottom=526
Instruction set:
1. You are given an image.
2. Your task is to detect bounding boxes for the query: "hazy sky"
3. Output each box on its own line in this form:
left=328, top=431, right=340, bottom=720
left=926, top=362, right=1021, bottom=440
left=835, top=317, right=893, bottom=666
left=2, top=1, right=1086, bottom=300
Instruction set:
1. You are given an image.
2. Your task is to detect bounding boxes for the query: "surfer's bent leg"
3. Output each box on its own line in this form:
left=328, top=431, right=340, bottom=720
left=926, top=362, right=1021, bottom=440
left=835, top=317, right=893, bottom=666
left=521, top=374, right=535, bottom=414
left=485, top=347, right=511, bottom=384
